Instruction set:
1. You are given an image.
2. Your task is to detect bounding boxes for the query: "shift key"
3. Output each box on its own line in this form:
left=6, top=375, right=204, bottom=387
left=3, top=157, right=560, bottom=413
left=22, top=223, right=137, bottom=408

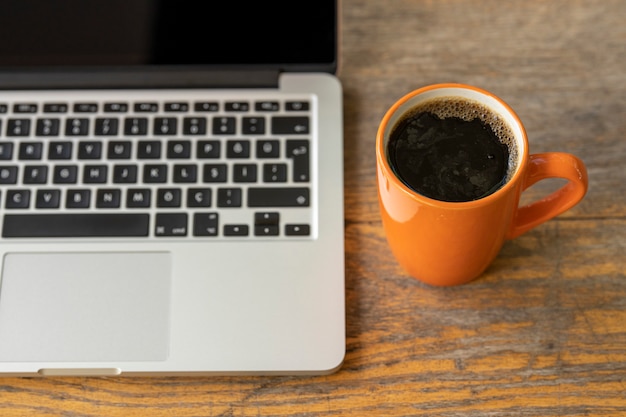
left=248, top=187, right=310, bottom=207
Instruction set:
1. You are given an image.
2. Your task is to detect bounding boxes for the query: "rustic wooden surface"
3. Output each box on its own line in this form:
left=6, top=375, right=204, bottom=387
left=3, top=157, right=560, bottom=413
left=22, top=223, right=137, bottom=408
left=1, top=0, right=625, bottom=415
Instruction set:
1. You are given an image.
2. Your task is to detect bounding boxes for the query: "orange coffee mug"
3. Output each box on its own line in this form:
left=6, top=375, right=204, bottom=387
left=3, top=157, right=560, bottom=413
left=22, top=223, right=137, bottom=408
left=376, top=84, right=588, bottom=286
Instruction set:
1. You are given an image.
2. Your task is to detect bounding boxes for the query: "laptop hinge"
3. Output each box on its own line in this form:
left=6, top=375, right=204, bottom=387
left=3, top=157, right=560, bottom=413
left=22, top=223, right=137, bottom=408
left=0, top=69, right=280, bottom=90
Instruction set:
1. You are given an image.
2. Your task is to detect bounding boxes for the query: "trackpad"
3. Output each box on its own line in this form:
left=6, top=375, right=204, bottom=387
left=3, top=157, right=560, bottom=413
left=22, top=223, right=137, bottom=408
left=0, top=252, right=171, bottom=362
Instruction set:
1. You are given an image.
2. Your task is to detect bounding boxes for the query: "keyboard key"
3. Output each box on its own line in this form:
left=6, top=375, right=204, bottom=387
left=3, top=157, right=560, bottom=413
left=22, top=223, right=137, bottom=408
left=203, top=164, right=227, bottom=182
left=263, top=163, right=287, bottom=182
left=0, top=104, right=6, bottom=113
left=183, top=117, right=207, bottom=135
left=157, top=188, right=182, bottom=208
left=187, top=188, right=212, bottom=207
left=248, top=187, right=310, bottom=207
left=103, top=102, right=129, bottom=113
left=255, top=101, right=279, bottom=112
left=225, top=101, right=249, bottom=112
left=36, top=189, right=61, bottom=208
left=7, top=119, right=31, bottom=136
left=143, top=164, right=168, bottom=183
left=155, top=213, right=188, bottom=237
left=13, top=103, right=38, bottom=113
left=0, top=166, right=18, bottom=184
left=212, top=117, right=236, bottom=135
left=193, top=212, right=218, bottom=236
left=256, top=140, right=280, bottom=158
left=217, top=188, right=242, bottom=207
left=224, top=224, right=249, bottom=236
left=126, top=188, right=151, bottom=208
left=271, top=116, right=309, bottom=134
left=255, top=224, right=279, bottom=236
left=83, top=165, right=108, bottom=183
left=53, top=165, right=78, bottom=184
left=23, top=165, right=48, bottom=184
left=108, top=140, right=132, bottom=159
left=197, top=140, right=220, bottom=158
left=0, top=142, right=13, bottom=159
left=78, top=141, right=103, bottom=159
left=226, top=140, right=250, bottom=158
left=194, top=102, right=219, bottom=112
left=124, top=117, right=148, bottom=135
left=164, top=102, right=189, bottom=112
left=134, top=102, right=158, bottom=112
left=173, top=164, right=197, bottom=183
left=36, top=118, right=61, bottom=136
left=137, top=140, right=161, bottom=159
left=113, top=165, right=138, bottom=183
left=74, top=103, right=98, bottom=113
left=154, top=117, right=177, bottom=135
left=233, top=164, right=257, bottom=182
left=48, top=141, right=72, bottom=159
left=66, top=189, right=91, bottom=209
left=43, top=103, right=68, bottom=113
left=5, top=190, right=30, bottom=209
left=18, top=142, right=43, bottom=160
left=95, top=118, right=119, bottom=136
left=242, top=117, right=266, bottom=134
left=287, top=139, right=310, bottom=182
left=2, top=213, right=149, bottom=237
left=96, top=189, right=121, bottom=208
left=285, top=101, right=310, bottom=111
left=285, top=224, right=311, bottom=236
left=65, top=118, right=90, bottom=136
left=167, top=140, right=191, bottom=159
left=254, top=212, right=279, bottom=225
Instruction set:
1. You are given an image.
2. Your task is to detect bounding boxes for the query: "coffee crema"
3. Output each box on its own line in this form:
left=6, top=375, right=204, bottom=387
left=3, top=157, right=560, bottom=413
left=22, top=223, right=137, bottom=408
left=387, top=97, right=518, bottom=202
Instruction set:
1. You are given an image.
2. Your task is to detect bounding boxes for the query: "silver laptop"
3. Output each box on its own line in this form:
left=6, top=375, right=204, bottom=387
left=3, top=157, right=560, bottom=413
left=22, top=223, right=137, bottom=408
left=0, top=0, right=345, bottom=376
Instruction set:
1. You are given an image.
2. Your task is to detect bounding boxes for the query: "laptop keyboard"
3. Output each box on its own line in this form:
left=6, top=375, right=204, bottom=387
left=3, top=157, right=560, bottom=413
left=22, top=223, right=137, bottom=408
left=0, top=91, right=314, bottom=240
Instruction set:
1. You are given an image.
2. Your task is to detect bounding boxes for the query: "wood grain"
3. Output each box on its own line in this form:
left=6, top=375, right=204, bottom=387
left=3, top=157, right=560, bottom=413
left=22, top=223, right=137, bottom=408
left=1, top=0, right=625, bottom=415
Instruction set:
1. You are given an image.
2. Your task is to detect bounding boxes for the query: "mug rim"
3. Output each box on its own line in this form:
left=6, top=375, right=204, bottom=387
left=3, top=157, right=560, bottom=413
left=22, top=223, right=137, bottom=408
left=376, top=83, right=530, bottom=208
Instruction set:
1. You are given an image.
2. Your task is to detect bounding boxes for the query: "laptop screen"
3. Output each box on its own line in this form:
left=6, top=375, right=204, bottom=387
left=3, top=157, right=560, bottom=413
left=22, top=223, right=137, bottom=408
left=0, top=0, right=337, bottom=71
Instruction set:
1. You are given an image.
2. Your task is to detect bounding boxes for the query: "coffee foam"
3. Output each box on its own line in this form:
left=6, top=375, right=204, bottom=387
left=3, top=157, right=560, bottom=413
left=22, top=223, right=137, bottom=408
left=399, top=96, right=519, bottom=182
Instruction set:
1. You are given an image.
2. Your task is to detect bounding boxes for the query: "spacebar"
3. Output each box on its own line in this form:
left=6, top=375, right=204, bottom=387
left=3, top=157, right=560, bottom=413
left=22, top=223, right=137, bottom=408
left=2, top=214, right=150, bottom=238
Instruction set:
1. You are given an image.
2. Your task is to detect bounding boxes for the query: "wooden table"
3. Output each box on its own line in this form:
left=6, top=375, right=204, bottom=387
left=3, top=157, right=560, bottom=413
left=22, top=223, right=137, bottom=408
left=2, top=0, right=625, bottom=415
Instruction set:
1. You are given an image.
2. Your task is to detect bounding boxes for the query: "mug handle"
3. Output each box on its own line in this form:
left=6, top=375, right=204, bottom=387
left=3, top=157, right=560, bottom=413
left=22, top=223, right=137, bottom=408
left=507, top=152, right=588, bottom=239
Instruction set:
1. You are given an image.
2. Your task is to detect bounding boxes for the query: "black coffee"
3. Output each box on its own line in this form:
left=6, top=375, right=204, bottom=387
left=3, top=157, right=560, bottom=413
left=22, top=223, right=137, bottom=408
left=387, top=97, right=515, bottom=202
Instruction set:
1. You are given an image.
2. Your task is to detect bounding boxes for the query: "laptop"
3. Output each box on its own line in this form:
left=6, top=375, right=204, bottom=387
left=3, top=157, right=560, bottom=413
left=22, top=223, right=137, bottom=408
left=0, top=0, right=345, bottom=376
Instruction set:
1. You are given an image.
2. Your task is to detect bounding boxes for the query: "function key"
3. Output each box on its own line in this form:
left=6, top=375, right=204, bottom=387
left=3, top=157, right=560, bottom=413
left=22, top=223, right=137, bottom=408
left=164, top=102, right=189, bottom=112
left=255, top=101, right=279, bottom=112
left=134, top=102, right=159, bottom=112
left=104, top=102, right=129, bottom=113
left=43, top=103, right=68, bottom=113
left=13, top=103, right=38, bottom=113
left=73, top=103, right=98, bottom=113
left=194, top=102, right=219, bottom=112
left=0, top=104, right=9, bottom=113
left=225, top=101, right=249, bottom=112
left=286, top=101, right=310, bottom=111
